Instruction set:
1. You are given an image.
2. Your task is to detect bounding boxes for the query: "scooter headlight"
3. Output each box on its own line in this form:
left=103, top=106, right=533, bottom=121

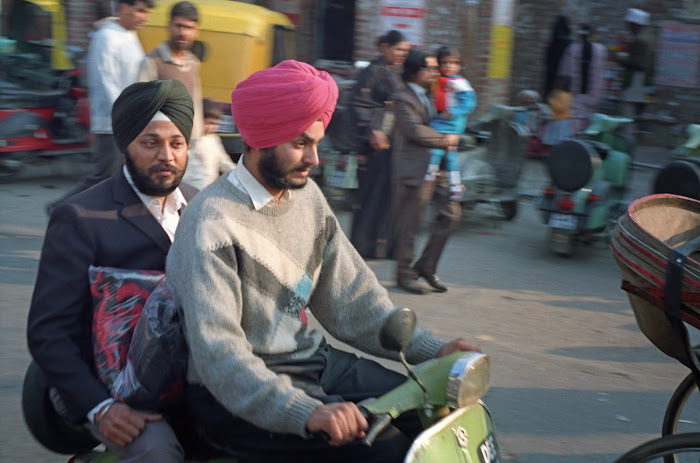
left=446, top=352, right=491, bottom=408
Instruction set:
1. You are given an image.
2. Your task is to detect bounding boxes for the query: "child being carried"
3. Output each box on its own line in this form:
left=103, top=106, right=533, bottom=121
left=427, top=46, right=477, bottom=200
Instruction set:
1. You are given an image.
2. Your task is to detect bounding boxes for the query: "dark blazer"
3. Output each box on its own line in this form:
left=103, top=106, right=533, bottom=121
left=391, top=82, right=446, bottom=187
left=27, top=170, right=197, bottom=423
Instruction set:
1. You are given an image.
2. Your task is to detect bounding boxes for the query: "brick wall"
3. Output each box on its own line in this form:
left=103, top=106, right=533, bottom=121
left=511, top=0, right=700, bottom=125
left=352, top=0, right=507, bottom=118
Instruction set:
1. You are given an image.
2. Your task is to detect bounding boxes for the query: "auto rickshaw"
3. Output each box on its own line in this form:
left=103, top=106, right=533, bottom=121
left=0, top=0, right=89, bottom=178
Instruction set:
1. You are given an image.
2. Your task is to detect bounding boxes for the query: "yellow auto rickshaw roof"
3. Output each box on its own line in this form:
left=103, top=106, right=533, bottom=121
left=147, top=0, right=293, bottom=37
left=23, top=0, right=61, bottom=13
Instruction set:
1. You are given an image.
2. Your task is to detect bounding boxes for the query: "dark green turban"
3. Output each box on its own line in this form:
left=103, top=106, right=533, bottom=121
left=111, top=79, right=194, bottom=154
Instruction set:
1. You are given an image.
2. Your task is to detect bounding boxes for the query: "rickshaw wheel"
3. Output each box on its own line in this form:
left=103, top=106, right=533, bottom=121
left=614, top=432, right=700, bottom=463
left=661, top=373, right=699, bottom=463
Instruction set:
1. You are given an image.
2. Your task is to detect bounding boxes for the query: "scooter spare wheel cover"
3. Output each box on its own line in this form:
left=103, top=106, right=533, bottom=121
left=548, top=139, right=597, bottom=192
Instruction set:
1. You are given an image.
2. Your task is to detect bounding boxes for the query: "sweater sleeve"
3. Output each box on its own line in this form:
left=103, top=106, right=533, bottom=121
left=309, top=209, right=446, bottom=364
left=166, top=221, right=322, bottom=437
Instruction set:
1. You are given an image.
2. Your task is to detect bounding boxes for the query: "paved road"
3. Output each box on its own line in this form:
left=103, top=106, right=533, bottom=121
left=1, top=148, right=693, bottom=462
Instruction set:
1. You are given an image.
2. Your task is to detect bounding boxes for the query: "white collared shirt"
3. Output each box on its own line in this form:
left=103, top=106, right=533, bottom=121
left=408, top=82, right=436, bottom=119
left=123, top=166, right=187, bottom=241
left=227, top=154, right=290, bottom=211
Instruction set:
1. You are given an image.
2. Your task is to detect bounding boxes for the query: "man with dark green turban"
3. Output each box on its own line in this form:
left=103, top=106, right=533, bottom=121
left=28, top=79, right=197, bottom=462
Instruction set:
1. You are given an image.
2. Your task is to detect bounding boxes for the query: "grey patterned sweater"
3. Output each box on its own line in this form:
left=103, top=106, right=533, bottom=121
left=166, top=176, right=446, bottom=437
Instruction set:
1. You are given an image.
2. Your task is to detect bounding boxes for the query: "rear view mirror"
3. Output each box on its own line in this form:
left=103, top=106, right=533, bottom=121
left=380, top=308, right=416, bottom=352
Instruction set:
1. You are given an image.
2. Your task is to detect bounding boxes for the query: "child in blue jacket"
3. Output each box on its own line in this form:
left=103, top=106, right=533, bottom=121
left=428, top=46, right=477, bottom=200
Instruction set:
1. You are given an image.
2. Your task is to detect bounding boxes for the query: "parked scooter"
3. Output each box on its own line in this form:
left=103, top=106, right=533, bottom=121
left=458, top=104, right=529, bottom=220
left=652, top=123, right=700, bottom=199
left=537, top=113, right=633, bottom=256
left=24, top=309, right=500, bottom=463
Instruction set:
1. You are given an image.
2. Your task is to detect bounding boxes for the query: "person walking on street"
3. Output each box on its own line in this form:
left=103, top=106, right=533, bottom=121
left=348, top=30, right=410, bottom=259
left=166, top=59, right=481, bottom=463
left=28, top=79, right=196, bottom=462
left=617, top=8, right=654, bottom=139
left=47, top=0, right=153, bottom=213
left=543, top=15, right=572, bottom=99
left=558, top=24, right=608, bottom=134
left=139, top=1, right=203, bottom=144
left=392, top=49, right=461, bottom=295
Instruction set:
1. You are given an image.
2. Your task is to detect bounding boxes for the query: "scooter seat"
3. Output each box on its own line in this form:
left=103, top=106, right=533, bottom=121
left=548, top=139, right=600, bottom=192
left=653, top=160, right=700, bottom=200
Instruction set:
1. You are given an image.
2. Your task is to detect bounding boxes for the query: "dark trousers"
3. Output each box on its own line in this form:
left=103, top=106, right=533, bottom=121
left=350, top=148, right=393, bottom=258
left=186, top=345, right=421, bottom=463
left=394, top=173, right=462, bottom=281
left=52, top=134, right=122, bottom=206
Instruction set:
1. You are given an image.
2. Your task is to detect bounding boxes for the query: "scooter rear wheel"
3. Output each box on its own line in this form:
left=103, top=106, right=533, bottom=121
left=500, top=200, right=517, bottom=221
left=22, top=361, right=99, bottom=454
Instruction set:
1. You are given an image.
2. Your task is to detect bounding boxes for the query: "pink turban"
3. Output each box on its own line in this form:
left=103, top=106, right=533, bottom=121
left=231, top=60, right=339, bottom=149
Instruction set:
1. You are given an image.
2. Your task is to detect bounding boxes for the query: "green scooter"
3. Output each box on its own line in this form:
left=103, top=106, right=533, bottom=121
left=537, top=114, right=633, bottom=256
left=360, top=308, right=500, bottom=463
left=26, top=308, right=500, bottom=463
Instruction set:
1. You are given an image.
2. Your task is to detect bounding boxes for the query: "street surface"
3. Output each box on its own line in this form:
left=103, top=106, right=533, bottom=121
left=1, top=147, right=693, bottom=462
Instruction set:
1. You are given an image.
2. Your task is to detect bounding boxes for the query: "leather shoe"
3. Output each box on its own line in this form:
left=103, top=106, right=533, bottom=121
left=414, top=269, right=448, bottom=292
left=397, top=278, right=426, bottom=295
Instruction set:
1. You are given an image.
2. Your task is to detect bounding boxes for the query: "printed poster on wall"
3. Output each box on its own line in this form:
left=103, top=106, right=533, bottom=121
left=379, top=0, right=426, bottom=47
left=655, top=22, right=700, bottom=88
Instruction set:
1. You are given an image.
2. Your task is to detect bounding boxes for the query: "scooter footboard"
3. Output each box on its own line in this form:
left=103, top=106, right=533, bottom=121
left=404, top=401, right=500, bottom=463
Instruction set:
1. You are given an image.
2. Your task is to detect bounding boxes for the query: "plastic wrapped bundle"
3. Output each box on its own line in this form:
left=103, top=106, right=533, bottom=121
left=90, top=266, right=165, bottom=390
left=112, top=281, right=187, bottom=409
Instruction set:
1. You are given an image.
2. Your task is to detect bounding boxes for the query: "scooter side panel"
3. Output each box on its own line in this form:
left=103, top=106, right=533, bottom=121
left=404, top=401, right=500, bottom=463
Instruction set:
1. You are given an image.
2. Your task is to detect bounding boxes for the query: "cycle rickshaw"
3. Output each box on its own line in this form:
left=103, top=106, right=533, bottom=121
left=611, top=194, right=700, bottom=462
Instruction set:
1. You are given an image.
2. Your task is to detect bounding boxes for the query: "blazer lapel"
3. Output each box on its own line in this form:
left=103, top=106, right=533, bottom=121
left=408, top=86, right=431, bottom=124
left=112, top=171, right=171, bottom=253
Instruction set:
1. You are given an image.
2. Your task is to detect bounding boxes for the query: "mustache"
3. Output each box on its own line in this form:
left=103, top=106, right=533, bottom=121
left=148, top=163, right=180, bottom=175
left=292, top=164, right=314, bottom=173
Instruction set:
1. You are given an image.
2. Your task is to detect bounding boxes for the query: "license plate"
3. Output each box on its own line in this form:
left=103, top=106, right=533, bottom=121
left=478, top=432, right=501, bottom=463
left=548, top=213, right=578, bottom=230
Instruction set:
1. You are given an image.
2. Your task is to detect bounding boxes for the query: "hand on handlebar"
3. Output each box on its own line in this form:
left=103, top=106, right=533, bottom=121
left=96, top=402, right=162, bottom=447
left=306, top=402, right=368, bottom=446
left=436, top=338, right=482, bottom=357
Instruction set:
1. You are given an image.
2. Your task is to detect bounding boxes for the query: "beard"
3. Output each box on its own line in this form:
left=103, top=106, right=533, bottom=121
left=259, top=147, right=312, bottom=191
left=124, top=151, right=187, bottom=197
left=169, top=37, right=191, bottom=51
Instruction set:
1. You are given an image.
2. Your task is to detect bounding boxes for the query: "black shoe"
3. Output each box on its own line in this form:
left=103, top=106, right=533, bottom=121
left=397, top=278, right=426, bottom=295
left=414, top=269, right=448, bottom=293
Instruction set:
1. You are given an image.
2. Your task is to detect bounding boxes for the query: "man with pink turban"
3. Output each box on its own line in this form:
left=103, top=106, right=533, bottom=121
left=166, top=60, right=480, bottom=462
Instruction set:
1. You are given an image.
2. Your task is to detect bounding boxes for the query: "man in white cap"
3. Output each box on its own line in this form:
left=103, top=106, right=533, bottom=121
left=617, top=8, right=654, bottom=138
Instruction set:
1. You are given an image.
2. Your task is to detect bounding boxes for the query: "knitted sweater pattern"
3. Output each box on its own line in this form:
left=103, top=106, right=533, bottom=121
left=166, top=176, right=445, bottom=437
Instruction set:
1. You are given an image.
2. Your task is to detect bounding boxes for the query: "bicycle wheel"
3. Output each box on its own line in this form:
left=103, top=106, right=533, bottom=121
left=662, top=373, right=700, bottom=463
left=615, top=433, right=700, bottom=462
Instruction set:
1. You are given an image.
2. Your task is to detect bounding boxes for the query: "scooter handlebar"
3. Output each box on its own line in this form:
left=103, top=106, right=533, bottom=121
left=361, top=412, right=392, bottom=447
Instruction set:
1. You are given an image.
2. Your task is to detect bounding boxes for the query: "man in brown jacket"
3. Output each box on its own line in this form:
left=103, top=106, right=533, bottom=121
left=392, top=48, right=461, bottom=295
left=139, top=1, right=203, bottom=142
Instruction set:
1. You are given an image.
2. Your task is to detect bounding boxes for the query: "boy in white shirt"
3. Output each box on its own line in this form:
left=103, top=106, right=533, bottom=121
left=183, top=99, right=236, bottom=190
